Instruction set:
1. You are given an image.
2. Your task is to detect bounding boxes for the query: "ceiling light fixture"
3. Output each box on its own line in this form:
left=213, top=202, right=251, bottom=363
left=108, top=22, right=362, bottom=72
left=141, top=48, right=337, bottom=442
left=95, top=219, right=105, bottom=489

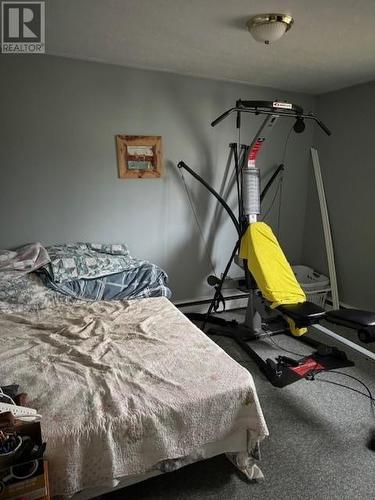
left=246, top=13, right=294, bottom=44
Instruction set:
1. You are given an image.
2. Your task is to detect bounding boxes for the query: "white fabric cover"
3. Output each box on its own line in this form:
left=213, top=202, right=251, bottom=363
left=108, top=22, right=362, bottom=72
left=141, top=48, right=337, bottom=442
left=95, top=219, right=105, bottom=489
left=0, top=242, right=49, bottom=273
left=0, top=298, right=268, bottom=497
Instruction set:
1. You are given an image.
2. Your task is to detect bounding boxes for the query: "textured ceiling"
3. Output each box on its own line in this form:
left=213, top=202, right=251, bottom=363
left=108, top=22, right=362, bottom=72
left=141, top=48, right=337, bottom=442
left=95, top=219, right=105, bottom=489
left=46, top=0, right=375, bottom=95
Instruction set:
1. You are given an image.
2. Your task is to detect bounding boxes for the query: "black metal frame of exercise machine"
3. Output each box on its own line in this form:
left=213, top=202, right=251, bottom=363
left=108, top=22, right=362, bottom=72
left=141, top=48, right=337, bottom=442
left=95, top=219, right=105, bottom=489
left=178, top=100, right=375, bottom=388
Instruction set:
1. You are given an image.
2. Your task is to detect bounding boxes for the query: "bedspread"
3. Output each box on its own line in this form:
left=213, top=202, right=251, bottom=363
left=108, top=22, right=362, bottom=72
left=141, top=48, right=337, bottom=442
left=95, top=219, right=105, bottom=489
left=39, top=261, right=171, bottom=301
left=0, top=272, right=76, bottom=314
left=0, top=298, right=268, bottom=497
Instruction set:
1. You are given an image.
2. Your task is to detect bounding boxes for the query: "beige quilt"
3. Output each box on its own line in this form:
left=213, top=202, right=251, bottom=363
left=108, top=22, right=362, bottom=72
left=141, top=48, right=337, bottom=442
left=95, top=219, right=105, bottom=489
left=0, top=297, right=268, bottom=497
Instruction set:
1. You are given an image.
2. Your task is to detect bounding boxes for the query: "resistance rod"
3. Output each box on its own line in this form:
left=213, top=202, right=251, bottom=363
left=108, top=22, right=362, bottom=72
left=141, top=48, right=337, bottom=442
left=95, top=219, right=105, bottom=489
left=177, top=161, right=241, bottom=237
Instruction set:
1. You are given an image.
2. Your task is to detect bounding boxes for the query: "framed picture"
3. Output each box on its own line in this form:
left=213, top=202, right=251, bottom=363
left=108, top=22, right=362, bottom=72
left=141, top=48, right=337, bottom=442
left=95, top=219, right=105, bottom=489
left=116, top=135, right=163, bottom=179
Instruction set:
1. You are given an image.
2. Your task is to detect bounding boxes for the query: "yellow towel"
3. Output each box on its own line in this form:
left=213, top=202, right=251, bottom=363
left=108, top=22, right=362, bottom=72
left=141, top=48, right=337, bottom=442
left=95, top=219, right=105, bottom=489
left=239, top=222, right=307, bottom=335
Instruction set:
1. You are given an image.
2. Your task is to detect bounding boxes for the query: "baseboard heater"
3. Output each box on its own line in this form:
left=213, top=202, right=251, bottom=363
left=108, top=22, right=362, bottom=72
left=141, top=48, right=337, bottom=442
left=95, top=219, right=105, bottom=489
left=174, top=292, right=249, bottom=310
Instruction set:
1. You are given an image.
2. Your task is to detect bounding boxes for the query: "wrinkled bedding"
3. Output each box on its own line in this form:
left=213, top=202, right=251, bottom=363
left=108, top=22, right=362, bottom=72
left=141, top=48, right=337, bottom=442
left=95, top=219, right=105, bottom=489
left=0, top=272, right=76, bottom=314
left=39, top=261, right=171, bottom=301
left=0, top=242, right=171, bottom=306
left=0, top=242, right=49, bottom=273
left=0, top=298, right=268, bottom=497
left=43, top=242, right=136, bottom=283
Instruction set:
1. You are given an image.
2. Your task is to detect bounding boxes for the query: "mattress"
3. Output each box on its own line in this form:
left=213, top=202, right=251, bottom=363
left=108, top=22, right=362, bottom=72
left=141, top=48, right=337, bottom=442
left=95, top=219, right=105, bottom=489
left=0, top=297, right=268, bottom=497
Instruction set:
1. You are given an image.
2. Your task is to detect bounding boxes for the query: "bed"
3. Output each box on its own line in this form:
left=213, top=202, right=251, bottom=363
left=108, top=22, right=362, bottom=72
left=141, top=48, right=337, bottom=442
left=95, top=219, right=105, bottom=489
left=0, top=245, right=268, bottom=498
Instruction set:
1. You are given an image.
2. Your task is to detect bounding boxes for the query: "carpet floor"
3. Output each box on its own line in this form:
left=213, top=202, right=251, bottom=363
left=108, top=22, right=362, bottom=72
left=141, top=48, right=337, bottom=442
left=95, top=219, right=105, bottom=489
left=105, top=309, right=375, bottom=500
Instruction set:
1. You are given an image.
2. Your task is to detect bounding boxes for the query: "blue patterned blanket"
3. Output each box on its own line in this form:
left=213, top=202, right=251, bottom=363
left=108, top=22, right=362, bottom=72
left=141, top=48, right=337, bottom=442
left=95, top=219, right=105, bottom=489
left=39, top=261, right=171, bottom=300
left=0, top=242, right=171, bottom=307
left=38, top=243, right=171, bottom=300
left=43, top=242, right=136, bottom=283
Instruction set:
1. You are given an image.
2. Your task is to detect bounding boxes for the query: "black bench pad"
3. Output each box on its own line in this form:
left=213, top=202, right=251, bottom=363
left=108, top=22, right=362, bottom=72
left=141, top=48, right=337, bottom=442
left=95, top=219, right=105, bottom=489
left=326, top=309, right=375, bottom=329
left=277, top=301, right=326, bottom=327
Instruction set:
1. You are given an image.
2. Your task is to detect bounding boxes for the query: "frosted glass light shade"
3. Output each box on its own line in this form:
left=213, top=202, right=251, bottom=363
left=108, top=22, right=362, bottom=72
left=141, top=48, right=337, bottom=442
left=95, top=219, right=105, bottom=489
left=247, top=14, right=294, bottom=44
left=250, top=21, right=287, bottom=44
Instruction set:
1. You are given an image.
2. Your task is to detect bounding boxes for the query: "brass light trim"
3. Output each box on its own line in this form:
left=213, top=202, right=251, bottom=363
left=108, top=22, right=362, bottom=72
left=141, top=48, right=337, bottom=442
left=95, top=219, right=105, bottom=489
left=246, top=13, right=294, bottom=33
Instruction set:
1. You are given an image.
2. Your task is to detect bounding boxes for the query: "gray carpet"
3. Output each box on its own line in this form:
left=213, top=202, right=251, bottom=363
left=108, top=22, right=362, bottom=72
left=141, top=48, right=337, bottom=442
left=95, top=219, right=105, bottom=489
left=105, top=310, right=375, bottom=500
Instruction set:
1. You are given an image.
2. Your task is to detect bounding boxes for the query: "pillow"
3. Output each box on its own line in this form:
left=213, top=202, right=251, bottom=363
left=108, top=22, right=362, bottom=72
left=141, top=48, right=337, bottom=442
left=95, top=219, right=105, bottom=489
left=44, top=243, right=138, bottom=283
left=88, top=243, right=130, bottom=255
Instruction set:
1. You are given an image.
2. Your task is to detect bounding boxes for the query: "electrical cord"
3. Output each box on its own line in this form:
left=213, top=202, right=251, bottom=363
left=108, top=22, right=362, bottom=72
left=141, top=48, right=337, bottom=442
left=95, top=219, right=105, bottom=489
left=265, top=336, right=375, bottom=433
left=312, top=377, right=375, bottom=417
left=263, top=333, right=375, bottom=402
left=265, top=335, right=375, bottom=412
left=311, top=369, right=375, bottom=416
left=319, top=370, right=374, bottom=404
left=310, top=369, right=375, bottom=450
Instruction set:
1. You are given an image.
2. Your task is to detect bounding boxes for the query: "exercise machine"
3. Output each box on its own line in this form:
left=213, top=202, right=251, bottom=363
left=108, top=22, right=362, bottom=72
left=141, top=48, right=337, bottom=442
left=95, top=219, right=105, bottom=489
left=178, top=99, right=375, bottom=388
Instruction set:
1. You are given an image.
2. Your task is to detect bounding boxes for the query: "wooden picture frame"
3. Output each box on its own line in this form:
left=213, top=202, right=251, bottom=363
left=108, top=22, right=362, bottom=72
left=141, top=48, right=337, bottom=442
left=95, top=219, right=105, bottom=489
left=116, top=135, right=163, bottom=179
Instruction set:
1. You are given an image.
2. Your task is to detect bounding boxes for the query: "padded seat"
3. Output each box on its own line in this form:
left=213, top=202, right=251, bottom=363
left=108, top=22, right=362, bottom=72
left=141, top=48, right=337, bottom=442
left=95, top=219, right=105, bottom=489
left=326, top=309, right=375, bottom=329
left=277, top=301, right=326, bottom=327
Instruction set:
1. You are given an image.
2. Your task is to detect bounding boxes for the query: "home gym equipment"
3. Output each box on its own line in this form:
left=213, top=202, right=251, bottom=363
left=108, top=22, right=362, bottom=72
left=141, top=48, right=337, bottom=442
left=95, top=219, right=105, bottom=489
left=178, top=99, right=375, bottom=388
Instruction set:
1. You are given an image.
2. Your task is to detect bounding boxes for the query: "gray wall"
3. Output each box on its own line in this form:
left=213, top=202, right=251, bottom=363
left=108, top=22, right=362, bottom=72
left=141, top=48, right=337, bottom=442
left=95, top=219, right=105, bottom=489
left=0, top=55, right=315, bottom=301
left=302, top=81, right=375, bottom=309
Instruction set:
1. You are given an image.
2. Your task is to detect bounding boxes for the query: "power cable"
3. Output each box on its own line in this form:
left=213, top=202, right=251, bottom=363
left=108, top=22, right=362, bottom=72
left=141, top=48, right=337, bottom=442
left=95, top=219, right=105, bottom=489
left=265, top=334, right=375, bottom=422
left=313, top=377, right=375, bottom=418
left=312, top=369, right=375, bottom=417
